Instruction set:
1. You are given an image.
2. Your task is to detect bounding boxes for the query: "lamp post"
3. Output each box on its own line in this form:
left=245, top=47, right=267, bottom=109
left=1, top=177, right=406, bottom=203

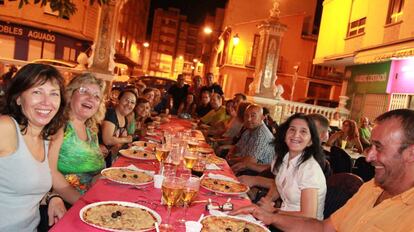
left=142, top=42, right=150, bottom=75
left=230, top=33, right=240, bottom=64
left=290, top=63, right=300, bottom=101
left=202, top=26, right=214, bottom=76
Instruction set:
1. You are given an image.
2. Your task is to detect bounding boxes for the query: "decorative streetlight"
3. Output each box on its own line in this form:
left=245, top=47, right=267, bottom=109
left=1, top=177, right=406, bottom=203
left=231, top=33, right=240, bottom=63
left=143, top=42, right=149, bottom=48
left=203, top=26, right=213, bottom=35
left=232, top=33, right=240, bottom=46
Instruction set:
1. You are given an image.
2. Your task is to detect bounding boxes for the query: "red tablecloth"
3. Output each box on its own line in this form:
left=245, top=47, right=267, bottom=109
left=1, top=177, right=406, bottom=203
left=50, top=118, right=252, bottom=232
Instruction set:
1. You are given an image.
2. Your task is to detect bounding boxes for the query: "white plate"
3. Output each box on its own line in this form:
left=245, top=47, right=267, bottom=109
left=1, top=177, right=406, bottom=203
left=119, top=149, right=157, bottom=161
left=201, top=175, right=249, bottom=195
left=80, top=201, right=162, bottom=232
left=200, top=215, right=270, bottom=232
left=101, top=167, right=154, bottom=186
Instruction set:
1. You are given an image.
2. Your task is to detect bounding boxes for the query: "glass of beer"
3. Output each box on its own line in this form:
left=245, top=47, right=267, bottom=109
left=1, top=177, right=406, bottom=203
left=161, top=176, right=184, bottom=230
left=183, top=151, right=198, bottom=170
left=179, top=176, right=200, bottom=223
left=191, top=153, right=207, bottom=177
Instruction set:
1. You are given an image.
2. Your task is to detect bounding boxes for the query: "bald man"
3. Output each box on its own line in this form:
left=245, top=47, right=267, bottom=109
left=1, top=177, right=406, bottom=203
left=228, top=104, right=275, bottom=174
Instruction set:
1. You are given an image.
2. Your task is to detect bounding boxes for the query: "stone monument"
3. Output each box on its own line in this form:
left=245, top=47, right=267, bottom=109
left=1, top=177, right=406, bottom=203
left=251, top=0, right=287, bottom=99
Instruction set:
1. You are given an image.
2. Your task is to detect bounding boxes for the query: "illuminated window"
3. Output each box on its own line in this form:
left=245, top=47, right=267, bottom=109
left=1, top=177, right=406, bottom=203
left=347, top=17, right=366, bottom=37
left=386, top=0, right=404, bottom=24
left=63, top=47, right=76, bottom=61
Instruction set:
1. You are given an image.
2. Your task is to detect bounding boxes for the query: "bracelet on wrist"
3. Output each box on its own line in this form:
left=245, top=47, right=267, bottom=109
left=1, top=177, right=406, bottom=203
left=46, top=193, right=62, bottom=205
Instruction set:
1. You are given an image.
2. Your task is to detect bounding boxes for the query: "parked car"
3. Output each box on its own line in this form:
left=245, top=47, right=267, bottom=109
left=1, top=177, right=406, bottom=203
left=135, top=76, right=177, bottom=91
left=31, top=58, right=77, bottom=68
left=299, top=98, right=339, bottom=108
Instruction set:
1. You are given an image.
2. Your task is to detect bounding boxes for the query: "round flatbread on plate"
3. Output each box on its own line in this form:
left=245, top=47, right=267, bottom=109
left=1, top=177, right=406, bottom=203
left=201, top=215, right=270, bottom=232
left=80, top=201, right=161, bottom=232
left=197, top=147, right=214, bottom=154
left=101, top=167, right=153, bottom=186
left=201, top=176, right=249, bottom=195
left=119, top=149, right=156, bottom=160
left=132, top=141, right=158, bottom=149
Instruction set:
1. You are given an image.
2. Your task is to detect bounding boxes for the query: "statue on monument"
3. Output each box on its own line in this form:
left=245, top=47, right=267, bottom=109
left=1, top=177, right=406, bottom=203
left=269, top=0, right=281, bottom=20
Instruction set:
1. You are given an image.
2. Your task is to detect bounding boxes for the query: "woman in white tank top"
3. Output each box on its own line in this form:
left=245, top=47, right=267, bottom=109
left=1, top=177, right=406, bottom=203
left=0, top=64, right=67, bottom=231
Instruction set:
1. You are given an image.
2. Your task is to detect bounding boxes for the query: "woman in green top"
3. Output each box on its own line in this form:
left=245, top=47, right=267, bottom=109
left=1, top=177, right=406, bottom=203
left=49, top=73, right=107, bottom=204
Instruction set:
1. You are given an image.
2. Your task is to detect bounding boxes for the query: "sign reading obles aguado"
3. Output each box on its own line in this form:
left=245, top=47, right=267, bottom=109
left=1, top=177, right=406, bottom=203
left=0, top=20, right=56, bottom=42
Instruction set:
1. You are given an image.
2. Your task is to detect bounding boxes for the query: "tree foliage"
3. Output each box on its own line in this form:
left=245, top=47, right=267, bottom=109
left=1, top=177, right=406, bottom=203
left=17, top=0, right=108, bottom=18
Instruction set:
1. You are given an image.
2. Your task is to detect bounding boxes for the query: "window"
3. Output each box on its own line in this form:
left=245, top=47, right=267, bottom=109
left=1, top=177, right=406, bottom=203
left=0, top=34, right=15, bottom=58
left=386, top=0, right=404, bottom=24
left=28, top=40, right=56, bottom=61
left=347, top=17, right=366, bottom=37
left=63, top=47, right=76, bottom=61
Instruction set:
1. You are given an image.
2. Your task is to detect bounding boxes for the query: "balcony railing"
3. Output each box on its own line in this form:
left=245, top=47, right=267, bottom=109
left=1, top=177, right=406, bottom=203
left=248, top=96, right=350, bottom=124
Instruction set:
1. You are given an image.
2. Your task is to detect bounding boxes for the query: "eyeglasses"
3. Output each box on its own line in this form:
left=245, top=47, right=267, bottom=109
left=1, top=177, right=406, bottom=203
left=78, top=86, right=102, bottom=102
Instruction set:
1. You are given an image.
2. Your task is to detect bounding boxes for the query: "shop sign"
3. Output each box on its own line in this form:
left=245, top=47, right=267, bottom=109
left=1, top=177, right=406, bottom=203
left=373, top=48, right=414, bottom=62
left=354, top=73, right=387, bottom=82
left=0, top=21, right=55, bottom=42
left=346, top=61, right=391, bottom=94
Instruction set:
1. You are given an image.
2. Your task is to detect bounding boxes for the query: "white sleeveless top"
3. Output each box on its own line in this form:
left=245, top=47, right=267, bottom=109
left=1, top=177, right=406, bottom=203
left=0, top=117, right=52, bottom=232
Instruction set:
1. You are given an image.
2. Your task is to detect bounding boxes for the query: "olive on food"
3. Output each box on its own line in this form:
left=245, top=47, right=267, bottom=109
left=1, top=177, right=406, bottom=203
left=133, top=174, right=138, bottom=178
left=225, top=228, right=232, bottom=232
left=143, top=153, right=147, bottom=157
left=116, top=211, right=122, bottom=216
left=213, top=181, right=218, bottom=184
left=111, top=212, right=118, bottom=218
left=243, top=228, right=250, bottom=232
left=122, top=174, right=127, bottom=178
left=225, top=185, right=230, bottom=189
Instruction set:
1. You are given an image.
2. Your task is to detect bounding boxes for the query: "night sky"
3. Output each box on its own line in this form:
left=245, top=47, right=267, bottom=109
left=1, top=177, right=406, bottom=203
left=146, top=0, right=228, bottom=38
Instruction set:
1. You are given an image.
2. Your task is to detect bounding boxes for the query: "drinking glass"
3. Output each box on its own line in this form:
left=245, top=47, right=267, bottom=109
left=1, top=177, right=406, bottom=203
left=179, top=176, right=200, bottom=223
left=156, top=144, right=171, bottom=173
left=341, top=139, right=348, bottom=149
left=191, top=153, right=206, bottom=177
left=161, top=176, right=185, bottom=230
left=183, top=151, right=198, bottom=170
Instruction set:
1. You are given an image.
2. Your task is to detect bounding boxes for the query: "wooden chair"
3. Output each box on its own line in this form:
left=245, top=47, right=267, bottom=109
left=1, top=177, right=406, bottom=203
left=323, top=173, right=363, bottom=219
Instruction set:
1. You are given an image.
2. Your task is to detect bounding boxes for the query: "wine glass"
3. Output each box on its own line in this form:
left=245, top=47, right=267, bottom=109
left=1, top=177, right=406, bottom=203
left=156, top=144, right=170, bottom=173
left=183, top=151, right=198, bottom=170
left=179, top=176, right=200, bottom=223
left=160, top=176, right=185, bottom=230
left=191, top=153, right=207, bottom=177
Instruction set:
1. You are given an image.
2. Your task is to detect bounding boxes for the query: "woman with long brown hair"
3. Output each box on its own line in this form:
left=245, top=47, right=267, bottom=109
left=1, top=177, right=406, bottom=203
left=327, top=119, right=363, bottom=153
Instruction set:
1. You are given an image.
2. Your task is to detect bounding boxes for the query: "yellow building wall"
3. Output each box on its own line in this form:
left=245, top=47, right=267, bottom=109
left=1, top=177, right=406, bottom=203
left=0, top=1, right=99, bottom=40
left=316, top=0, right=414, bottom=62
left=314, top=0, right=352, bottom=63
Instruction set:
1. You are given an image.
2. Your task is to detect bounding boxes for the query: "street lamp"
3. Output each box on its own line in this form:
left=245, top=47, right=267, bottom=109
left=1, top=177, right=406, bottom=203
left=232, top=33, right=240, bottom=46
left=143, top=42, right=149, bottom=48
left=290, top=63, right=300, bottom=101
left=203, top=26, right=213, bottom=35
left=231, top=33, right=240, bottom=63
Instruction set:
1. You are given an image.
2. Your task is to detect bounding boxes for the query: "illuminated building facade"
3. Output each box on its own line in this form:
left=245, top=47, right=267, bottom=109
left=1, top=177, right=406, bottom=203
left=315, top=0, right=414, bottom=120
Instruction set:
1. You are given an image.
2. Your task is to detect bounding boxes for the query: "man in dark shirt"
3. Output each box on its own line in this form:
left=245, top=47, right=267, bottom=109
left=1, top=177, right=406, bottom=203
left=200, top=72, right=223, bottom=96
left=168, top=74, right=189, bottom=115
left=196, top=90, right=212, bottom=118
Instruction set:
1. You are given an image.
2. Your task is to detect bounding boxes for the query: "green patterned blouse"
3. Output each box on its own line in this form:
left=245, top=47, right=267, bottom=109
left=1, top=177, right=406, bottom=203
left=57, top=123, right=105, bottom=194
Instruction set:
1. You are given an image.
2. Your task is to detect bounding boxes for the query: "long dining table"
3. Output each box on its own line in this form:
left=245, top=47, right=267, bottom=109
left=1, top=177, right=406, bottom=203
left=50, top=117, right=252, bottom=232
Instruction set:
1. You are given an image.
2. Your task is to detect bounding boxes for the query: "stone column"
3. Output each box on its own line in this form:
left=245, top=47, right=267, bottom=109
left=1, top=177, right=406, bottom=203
left=88, top=0, right=124, bottom=81
left=251, top=0, right=287, bottom=99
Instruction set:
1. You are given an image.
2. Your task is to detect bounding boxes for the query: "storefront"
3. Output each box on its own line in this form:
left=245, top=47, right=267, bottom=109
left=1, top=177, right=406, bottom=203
left=0, top=20, right=90, bottom=62
left=346, top=62, right=391, bottom=120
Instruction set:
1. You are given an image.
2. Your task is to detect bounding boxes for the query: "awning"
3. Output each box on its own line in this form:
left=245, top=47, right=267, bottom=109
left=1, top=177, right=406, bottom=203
left=355, top=40, right=414, bottom=64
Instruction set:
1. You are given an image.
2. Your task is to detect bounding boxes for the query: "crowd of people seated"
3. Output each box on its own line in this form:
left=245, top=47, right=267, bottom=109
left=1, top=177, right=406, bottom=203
left=1, top=65, right=414, bottom=232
